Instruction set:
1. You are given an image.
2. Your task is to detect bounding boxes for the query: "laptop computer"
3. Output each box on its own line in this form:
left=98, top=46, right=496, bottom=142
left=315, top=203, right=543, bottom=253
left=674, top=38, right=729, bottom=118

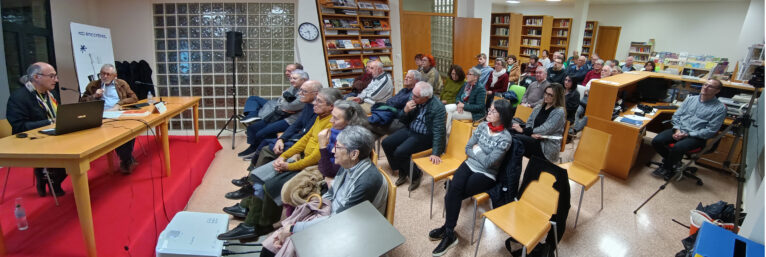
left=39, top=100, right=105, bottom=135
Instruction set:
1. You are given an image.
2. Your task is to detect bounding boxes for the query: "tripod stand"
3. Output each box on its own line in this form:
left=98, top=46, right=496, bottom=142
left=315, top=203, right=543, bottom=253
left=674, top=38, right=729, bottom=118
left=633, top=90, right=759, bottom=215
left=216, top=56, right=240, bottom=149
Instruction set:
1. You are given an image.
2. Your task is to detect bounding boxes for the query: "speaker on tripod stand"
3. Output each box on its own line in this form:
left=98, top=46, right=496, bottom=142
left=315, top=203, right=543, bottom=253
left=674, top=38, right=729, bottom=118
left=216, top=31, right=244, bottom=149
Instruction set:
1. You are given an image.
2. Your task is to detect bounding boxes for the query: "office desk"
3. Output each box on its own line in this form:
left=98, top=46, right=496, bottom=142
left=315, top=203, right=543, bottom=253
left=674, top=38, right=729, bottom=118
left=0, top=96, right=199, bottom=257
left=585, top=72, right=756, bottom=179
left=291, top=201, right=405, bottom=257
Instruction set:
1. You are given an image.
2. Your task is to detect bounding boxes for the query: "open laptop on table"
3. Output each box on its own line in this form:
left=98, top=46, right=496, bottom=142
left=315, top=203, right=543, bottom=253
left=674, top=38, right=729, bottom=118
left=39, top=100, right=105, bottom=135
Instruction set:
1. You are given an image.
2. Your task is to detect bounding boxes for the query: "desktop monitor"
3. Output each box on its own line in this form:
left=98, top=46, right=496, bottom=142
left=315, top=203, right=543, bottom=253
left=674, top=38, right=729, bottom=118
left=636, top=78, right=669, bottom=103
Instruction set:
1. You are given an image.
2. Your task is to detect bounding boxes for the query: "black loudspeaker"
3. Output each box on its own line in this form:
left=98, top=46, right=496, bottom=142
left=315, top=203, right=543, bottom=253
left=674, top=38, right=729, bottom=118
left=225, top=31, right=243, bottom=57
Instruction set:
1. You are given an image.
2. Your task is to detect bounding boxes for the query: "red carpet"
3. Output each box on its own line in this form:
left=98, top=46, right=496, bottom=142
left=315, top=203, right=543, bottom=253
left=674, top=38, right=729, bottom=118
left=0, top=135, right=222, bottom=257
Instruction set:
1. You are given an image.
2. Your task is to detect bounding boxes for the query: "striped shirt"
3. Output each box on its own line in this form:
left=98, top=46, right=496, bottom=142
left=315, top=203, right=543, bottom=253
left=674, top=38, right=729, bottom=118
left=359, top=73, right=393, bottom=105
left=409, top=104, right=428, bottom=134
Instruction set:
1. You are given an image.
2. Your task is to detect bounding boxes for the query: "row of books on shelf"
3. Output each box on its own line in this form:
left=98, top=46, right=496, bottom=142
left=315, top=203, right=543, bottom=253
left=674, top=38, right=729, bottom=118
left=324, top=19, right=359, bottom=29
left=522, top=48, right=539, bottom=56
left=357, top=2, right=389, bottom=10
left=491, top=49, right=508, bottom=58
left=493, top=15, right=510, bottom=24
left=366, top=56, right=392, bottom=66
left=496, top=40, right=509, bottom=47
left=585, top=24, right=595, bottom=30
left=630, top=47, right=651, bottom=53
left=494, top=28, right=509, bottom=36
left=524, top=18, right=543, bottom=26
left=329, top=56, right=392, bottom=70
left=522, top=38, right=540, bottom=46
left=331, top=78, right=355, bottom=88
left=583, top=39, right=591, bottom=45
left=554, top=30, right=568, bottom=37
left=584, top=32, right=593, bottom=37
left=525, top=28, right=541, bottom=36
left=320, top=7, right=385, bottom=16
left=552, top=39, right=567, bottom=46
left=327, top=38, right=391, bottom=49
left=555, top=20, right=570, bottom=27
left=360, top=19, right=390, bottom=29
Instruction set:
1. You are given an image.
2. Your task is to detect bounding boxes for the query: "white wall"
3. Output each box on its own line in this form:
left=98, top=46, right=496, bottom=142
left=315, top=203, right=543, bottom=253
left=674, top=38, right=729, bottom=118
left=474, top=0, right=491, bottom=57
left=494, top=1, right=758, bottom=63
left=296, top=0, right=328, bottom=87
left=50, top=0, right=98, bottom=104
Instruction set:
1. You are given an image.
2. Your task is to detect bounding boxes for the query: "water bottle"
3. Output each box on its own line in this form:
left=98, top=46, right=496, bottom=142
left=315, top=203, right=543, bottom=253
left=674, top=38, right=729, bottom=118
left=147, top=91, right=155, bottom=104
left=14, top=198, right=28, bottom=231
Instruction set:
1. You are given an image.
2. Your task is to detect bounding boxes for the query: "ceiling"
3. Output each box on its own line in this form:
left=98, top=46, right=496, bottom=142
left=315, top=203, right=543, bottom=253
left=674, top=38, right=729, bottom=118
left=492, top=0, right=747, bottom=5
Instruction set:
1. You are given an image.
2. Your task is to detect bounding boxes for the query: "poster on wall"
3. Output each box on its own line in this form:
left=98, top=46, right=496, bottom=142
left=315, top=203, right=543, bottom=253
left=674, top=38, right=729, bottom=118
left=69, top=22, right=115, bottom=94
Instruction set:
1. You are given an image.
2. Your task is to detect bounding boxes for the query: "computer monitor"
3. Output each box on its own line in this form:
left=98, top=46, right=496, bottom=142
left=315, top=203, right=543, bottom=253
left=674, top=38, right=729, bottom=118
left=636, top=78, right=669, bottom=103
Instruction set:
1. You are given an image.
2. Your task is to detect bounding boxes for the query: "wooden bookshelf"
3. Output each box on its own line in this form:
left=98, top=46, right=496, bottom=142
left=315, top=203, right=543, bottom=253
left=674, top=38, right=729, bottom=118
left=628, top=41, right=654, bottom=63
left=488, top=12, right=522, bottom=65
left=581, top=21, right=598, bottom=57
left=519, top=15, right=552, bottom=63
left=317, top=0, right=394, bottom=88
left=550, top=18, right=572, bottom=57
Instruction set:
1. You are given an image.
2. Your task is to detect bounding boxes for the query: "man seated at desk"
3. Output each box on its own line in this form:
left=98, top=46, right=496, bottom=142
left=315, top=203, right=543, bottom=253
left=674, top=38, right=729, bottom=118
left=81, top=64, right=139, bottom=174
left=6, top=62, right=67, bottom=196
left=650, top=79, right=727, bottom=179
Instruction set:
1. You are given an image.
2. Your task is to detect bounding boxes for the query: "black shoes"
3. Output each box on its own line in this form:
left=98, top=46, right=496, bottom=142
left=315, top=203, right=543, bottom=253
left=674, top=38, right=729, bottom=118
left=237, top=146, right=258, bottom=158
left=35, top=173, right=65, bottom=197
left=223, top=203, right=248, bottom=219
left=225, top=186, right=254, bottom=200
left=395, top=175, right=408, bottom=187
left=429, top=226, right=445, bottom=241
left=120, top=159, right=138, bottom=174
left=432, top=227, right=458, bottom=256
left=231, top=176, right=250, bottom=187
left=35, top=175, right=47, bottom=197
left=217, top=223, right=258, bottom=240
left=409, top=175, right=422, bottom=191
left=652, top=167, right=676, bottom=181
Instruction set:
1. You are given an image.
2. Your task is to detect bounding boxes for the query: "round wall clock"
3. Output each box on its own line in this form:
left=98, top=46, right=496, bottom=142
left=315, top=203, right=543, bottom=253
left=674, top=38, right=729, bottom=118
left=298, top=22, right=319, bottom=41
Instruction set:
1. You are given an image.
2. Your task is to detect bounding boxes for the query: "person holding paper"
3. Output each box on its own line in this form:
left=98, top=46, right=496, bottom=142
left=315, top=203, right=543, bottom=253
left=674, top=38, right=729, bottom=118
left=81, top=64, right=139, bottom=174
left=512, top=83, right=566, bottom=163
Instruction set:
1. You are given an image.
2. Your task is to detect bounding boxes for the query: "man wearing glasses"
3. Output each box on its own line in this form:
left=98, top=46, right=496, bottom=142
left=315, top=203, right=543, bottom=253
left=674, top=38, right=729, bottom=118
left=650, top=79, right=727, bottom=179
left=81, top=64, right=139, bottom=174
left=6, top=62, right=68, bottom=195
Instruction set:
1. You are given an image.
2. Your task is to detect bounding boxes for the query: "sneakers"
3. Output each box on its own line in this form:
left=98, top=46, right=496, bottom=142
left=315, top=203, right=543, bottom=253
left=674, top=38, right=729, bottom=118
left=237, top=146, right=258, bottom=158
left=428, top=226, right=445, bottom=241
left=239, top=116, right=261, bottom=125
left=432, top=227, right=458, bottom=256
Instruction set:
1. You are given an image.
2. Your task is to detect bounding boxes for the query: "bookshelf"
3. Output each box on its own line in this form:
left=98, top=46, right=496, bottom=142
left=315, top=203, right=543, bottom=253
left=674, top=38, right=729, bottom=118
left=628, top=41, right=654, bottom=63
left=581, top=21, right=598, bottom=57
left=488, top=12, right=522, bottom=65
left=549, top=18, right=572, bottom=57
left=317, top=0, right=394, bottom=88
left=519, top=15, right=552, bottom=63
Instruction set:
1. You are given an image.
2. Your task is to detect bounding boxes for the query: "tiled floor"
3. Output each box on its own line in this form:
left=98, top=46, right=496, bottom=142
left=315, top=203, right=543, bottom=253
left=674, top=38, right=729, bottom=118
left=185, top=134, right=737, bottom=257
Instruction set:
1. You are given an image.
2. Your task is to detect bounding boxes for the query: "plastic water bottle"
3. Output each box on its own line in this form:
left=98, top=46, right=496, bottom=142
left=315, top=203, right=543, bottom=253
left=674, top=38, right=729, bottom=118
left=14, top=198, right=28, bottom=231
left=147, top=91, right=155, bottom=104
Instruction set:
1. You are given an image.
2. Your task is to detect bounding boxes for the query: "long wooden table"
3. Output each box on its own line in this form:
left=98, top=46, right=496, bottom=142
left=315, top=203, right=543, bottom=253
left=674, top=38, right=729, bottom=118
left=586, top=72, right=756, bottom=179
left=0, top=96, right=200, bottom=257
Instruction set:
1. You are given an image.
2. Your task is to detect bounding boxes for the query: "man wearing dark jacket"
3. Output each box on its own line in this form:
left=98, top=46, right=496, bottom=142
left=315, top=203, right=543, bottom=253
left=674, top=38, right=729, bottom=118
left=382, top=82, right=446, bottom=191
left=6, top=62, right=67, bottom=197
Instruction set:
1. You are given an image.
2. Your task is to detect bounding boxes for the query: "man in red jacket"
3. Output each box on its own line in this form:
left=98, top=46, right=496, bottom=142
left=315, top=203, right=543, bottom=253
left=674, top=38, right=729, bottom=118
left=582, top=59, right=604, bottom=86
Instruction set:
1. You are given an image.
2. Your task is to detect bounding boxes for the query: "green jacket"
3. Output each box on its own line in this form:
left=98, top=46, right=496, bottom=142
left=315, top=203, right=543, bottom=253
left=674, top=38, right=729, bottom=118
left=400, top=97, right=447, bottom=156
left=455, top=82, right=487, bottom=121
left=441, top=77, right=463, bottom=105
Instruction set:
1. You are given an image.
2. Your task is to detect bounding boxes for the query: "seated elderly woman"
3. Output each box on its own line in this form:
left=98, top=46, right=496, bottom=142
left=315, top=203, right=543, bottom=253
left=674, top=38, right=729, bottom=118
left=259, top=126, right=388, bottom=257
left=429, top=99, right=514, bottom=256
left=444, top=67, right=487, bottom=133
left=512, top=83, right=567, bottom=163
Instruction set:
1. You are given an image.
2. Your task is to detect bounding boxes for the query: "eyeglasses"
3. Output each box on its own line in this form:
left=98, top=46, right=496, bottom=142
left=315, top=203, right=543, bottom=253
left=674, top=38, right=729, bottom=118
left=544, top=92, right=554, bottom=97
left=99, top=72, right=115, bottom=76
left=37, top=73, right=57, bottom=79
left=299, top=89, right=317, bottom=95
left=488, top=109, right=498, bottom=115
left=334, top=145, right=348, bottom=152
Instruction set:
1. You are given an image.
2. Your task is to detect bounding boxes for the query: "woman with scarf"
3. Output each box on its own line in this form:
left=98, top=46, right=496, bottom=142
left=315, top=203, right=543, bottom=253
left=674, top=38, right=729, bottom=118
left=485, top=58, right=509, bottom=109
left=444, top=67, right=487, bottom=133
left=428, top=99, right=514, bottom=256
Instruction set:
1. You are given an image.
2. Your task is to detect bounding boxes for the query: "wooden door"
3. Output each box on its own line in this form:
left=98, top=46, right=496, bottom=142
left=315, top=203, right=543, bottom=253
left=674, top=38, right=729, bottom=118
left=453, top=17, right=482, bottom=71
left=595, top=26, right=621, bottom=61
left=400, top=13, right=432, bottom=72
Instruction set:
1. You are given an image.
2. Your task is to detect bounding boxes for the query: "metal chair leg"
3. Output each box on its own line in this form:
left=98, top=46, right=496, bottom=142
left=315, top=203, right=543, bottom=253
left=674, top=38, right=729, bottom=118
left=1, top=167, right=11, bottom=203
left=443, top=180, right=449, bottom=218
left=574, top=185, right=584, bottom=228
left=429, top=177, right=434, bottom=219
left=43, top=169, right=59, bottom=206
left=408, top=160, right=413, bottom=198
left=552, top=221, right=559, bottom=257
left=522, top=246, right=527, bottom=257
left=473, top=217, right=486, bottom=257
left=599, top=174, right=605, bottom=210
left=471, top=198, right=477, bottom=244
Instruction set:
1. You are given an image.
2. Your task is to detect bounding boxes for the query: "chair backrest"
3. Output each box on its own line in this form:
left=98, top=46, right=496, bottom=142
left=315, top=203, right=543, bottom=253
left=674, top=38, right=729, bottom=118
left=560, top=121, right=570, bottom=152
left=572, top=127, right=612, bottom=172
left=509, top=85, right=526, bottom=107
left=377, top=165, right=396, bottom=225
left=520, top=172, right=559, bottom=216
left=371, top=149, right=378, bottom=167
left=514, top=105, right=534, bottom=122
left=0, top=119, right=11, bottom=138
left=445, top=119, right=473, bottom=159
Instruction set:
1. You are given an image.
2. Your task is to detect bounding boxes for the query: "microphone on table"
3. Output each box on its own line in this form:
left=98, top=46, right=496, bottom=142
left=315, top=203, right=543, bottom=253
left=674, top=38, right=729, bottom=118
left=59, top=86, right=82, bottom=102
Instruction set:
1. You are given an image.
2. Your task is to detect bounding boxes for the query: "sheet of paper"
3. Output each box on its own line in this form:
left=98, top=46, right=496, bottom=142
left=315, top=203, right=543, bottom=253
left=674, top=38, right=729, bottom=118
left=103, top=111, right=123, bottom=119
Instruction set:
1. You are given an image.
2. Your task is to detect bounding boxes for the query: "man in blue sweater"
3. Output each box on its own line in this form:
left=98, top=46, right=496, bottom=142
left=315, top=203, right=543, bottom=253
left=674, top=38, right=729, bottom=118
left=651, top=79, right=727, bottom=179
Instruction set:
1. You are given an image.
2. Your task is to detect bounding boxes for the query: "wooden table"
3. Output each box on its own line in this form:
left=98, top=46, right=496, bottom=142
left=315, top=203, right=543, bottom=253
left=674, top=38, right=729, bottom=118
left=586, top=72, right=756, bottom=179
left=0, top=96, right=200, bottom=257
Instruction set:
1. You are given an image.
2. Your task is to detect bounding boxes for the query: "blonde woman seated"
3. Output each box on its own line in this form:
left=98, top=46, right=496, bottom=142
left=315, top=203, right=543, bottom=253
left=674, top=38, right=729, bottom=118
left=445, top=67, right=486, bottom=133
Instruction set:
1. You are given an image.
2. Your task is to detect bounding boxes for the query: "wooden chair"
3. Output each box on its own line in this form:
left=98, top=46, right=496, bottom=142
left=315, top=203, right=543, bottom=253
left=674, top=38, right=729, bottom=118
left=0, top=119, right=15, bottom=202
left=514, top=105, right=534, bottom=122
left=560, top=121, right=570, bottom=152
left=474, top=172, right=560, bottom=257
left=409, top=120, right=473, bottom=218
left=557, top=127, right=611, bottom=228
left=372, top=149, right=396, bottom=225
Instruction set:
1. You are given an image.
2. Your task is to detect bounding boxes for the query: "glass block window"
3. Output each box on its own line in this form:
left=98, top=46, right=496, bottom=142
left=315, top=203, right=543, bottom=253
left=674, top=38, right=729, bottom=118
left=431, top=16, right=453, bottom=76
left=153, top=2, right=295, bottom=132
left=432, top=0, right=453, bottom=14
